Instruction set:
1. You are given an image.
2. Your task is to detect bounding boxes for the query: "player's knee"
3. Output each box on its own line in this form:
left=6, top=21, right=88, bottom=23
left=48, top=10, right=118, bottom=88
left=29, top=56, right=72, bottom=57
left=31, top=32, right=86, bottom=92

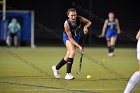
left=111, top=43, right=115, bottom=46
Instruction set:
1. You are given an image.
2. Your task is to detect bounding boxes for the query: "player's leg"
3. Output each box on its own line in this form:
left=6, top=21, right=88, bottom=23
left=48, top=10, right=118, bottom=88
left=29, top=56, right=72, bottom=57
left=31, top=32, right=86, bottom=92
left=52, top=32, right=69, bottom=79
left=65, top=40, right=76, bottom=80
left=14, top=33, right=18, bottom=47
left=138, top=43, right=140, bottom=71
left=55, top=50, right=69, bottom=70
left=124, top=61, right=140, bottom=93
left=139, top=60, right=140, bottom=71
left=124, top=40, right=140, bottom=93
left=6, top=34, right=11, bottom=47
left=52, top=51, right=69, bottom=79
left=105, top=30, right=112, bottom=56
left=110, top=37, right=117, bottom=56
left=123, top=71, right=140, bottom=93
left=106, top=39, right=111, bottom=54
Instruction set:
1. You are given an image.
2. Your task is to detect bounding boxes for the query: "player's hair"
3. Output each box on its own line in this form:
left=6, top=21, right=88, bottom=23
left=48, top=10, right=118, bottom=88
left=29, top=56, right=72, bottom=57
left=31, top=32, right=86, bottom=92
left=108, top=12, right=115, bottom=16
left=109, top=11, right=114, bottom=14
left=67, top=8, right=77, bottom=15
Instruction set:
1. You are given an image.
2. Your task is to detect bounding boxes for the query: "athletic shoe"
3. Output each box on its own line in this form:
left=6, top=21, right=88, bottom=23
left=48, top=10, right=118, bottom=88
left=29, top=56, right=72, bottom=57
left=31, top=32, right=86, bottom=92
left=108, top=52, right=114, bottom=57
left=52, top=66, right=60, bottom=79
left=65, top=73, right=75, bottom=80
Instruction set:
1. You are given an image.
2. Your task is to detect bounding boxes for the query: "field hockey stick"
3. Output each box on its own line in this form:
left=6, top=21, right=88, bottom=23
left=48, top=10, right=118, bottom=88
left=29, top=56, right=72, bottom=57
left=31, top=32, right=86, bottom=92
left=77, top=33, right=87, bottom=75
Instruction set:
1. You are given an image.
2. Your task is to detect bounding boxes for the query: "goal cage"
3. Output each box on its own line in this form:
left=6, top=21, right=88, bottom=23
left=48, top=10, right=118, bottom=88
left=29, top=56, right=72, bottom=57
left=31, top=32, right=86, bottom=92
left=0, top=10, right=35, bottom=48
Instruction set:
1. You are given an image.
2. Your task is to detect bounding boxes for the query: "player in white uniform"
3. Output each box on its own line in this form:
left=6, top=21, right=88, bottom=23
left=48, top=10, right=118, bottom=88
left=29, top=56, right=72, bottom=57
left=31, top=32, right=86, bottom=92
left=124, top=29, right=140, bottom=93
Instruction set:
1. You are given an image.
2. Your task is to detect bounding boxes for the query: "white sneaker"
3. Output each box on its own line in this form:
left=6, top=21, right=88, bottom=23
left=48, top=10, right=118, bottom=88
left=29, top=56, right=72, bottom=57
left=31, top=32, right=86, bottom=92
left=65, top=73, right=75, bottom=80
left=52, top=66, right=60, bottom=79
left=108, top=52, right=114, bottom=57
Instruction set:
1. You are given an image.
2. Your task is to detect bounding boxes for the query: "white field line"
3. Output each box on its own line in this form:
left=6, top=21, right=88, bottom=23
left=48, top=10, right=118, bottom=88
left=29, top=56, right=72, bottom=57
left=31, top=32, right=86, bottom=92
left=0, top=88, right=138, bottom=91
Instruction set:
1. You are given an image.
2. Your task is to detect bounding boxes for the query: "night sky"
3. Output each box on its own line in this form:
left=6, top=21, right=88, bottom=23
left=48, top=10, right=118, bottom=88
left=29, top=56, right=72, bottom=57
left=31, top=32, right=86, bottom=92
left=6, top=0, right=140, bottom=31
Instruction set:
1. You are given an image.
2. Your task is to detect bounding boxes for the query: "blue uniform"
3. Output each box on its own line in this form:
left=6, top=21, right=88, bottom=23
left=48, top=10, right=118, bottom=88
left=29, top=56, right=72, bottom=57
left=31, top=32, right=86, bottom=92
left=105, top=19, right=117, bottom=39
left=63, top=17, right=81, bottom=44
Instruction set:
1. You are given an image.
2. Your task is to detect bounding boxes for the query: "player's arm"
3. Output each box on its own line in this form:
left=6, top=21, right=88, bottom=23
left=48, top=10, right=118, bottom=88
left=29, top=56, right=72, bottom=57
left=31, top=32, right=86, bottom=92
left=101, top=19, right=108, bottom=37
left=8, top=23, right=12, bottom=32
left=79, top=16, right=91, bottom=34
left=136, top=29, right=140, bottom=40
left=116, top=19, right=121, bottom=34
left=64, top=21, right=82, bottom=51
left=17, top=23, right=21, bottom=31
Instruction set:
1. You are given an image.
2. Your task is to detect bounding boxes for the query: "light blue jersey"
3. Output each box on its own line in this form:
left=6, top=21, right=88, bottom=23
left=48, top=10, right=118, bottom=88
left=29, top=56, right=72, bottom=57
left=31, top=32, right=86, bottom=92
left=8, top=23, right=21, bottom=33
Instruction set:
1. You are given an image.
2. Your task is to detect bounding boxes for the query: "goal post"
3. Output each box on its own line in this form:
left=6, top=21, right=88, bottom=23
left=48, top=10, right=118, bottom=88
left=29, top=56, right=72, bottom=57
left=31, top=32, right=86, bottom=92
left=0, top=10, right=35, bottom=48
left=31, top=11, right=35, bottom=48
left=0, top=0, right=6, bottom=21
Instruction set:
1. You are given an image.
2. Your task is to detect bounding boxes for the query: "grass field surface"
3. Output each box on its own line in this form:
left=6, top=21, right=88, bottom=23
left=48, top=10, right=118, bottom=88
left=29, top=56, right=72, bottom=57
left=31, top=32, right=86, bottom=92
left=0, top=47, right=139, bottom=93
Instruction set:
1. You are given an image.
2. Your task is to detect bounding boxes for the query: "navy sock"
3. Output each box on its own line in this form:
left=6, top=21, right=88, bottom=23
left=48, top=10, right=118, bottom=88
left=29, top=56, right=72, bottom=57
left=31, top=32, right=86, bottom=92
left=67, top=58, right=73, bottom=73
left=56, top=58, right=67, bottom=70
left=108, top=46, right=111, bottom=53
left=111, top=45, right=115, bottom=53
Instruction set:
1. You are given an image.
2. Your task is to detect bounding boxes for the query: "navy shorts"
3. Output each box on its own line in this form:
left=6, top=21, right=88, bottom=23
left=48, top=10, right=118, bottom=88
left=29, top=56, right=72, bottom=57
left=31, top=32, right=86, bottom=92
left=63, top=32, right=80, bottom=44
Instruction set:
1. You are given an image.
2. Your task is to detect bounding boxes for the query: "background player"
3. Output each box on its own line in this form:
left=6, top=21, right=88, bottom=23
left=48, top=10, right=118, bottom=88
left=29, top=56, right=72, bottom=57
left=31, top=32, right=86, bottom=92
left=52, top=8, right=91, bottom=80
left=6, top=18, right=21, bottom=47
left=124, top=29, right=140, bottom=93
left=101, top=12, right=121, bottom=56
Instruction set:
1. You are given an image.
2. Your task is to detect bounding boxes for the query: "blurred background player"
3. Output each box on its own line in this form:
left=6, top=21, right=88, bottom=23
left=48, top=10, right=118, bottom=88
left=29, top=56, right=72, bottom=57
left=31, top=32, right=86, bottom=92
left=101, top=12, right=121, bottom=56
left=124, top=29, right=140, bottom=93
left=52, top=8, right=91, bottom=80
left=6, top=18, right=21, bottom=47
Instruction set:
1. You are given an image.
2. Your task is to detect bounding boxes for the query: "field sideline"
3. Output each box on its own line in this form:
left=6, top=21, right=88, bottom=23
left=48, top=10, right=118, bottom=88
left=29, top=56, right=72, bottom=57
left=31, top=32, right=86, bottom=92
left=0, top=46, right=140, bottom=93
